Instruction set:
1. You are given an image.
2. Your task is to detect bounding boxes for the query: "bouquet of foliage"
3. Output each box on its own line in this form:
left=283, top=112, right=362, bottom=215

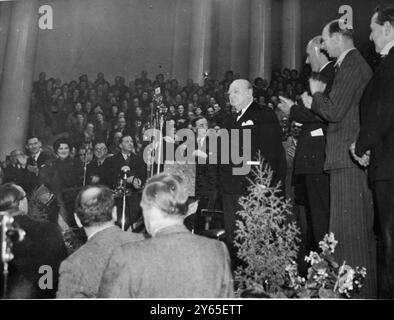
left=284, top=233, right=367, bottom=299
left=234, top=156, right=301, bottom=297
left=234, top=155, right=366, bottom=299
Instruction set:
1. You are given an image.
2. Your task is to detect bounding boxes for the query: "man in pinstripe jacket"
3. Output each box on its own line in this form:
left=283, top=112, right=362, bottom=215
left=307, top=20, right=377, bottom=298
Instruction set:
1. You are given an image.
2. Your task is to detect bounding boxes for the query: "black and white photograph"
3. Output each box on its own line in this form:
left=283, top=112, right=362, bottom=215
left=0, top=0, right=393, bottom=304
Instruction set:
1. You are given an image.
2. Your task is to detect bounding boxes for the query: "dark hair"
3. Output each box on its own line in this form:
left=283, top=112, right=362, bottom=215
left=327, top=19, right=354, bottom=40
left=254, top=77, right=263, bottom=86
left=191, top=116, right=207, bottom=127
left=53, top=137, right=72, bottom=153
left=74, top=185, right=114, bottom=227
left=0, top=183, right=25, bottom=212
left=119, top=134, right=133, bottom=146
left=93, top=140, right=107, bottom=149
left=374, top=5, right=394, bottom=26
left=26, top=136, right=41, bottom=143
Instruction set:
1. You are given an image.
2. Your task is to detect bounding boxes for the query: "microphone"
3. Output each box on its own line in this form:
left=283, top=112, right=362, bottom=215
left=121, top=165, right=130, bottom=173
left=121, top=165, right=130, bottom=179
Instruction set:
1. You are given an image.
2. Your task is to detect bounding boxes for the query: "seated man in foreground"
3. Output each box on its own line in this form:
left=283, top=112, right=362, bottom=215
left=0, top=183, right=68, bottom=299
left=56, top=185, right=144, bottom=298
left=98, top=173, right=234, bottom=298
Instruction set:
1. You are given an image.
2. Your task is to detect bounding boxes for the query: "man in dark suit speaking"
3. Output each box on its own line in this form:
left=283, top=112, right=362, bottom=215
left=219, top=79, right=286, bottom=266
left=351, top=5, right=394, bottom=299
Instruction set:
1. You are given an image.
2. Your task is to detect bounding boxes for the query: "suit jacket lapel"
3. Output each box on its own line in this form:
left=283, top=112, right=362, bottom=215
left=237, top=102, right=257, bottom=126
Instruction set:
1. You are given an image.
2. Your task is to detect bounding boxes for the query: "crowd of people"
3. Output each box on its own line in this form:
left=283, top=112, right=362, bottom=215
left=0, top=4, right=393, bottom=300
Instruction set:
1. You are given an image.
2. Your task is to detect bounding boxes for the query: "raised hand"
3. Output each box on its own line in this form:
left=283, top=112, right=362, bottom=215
left=309, top=78, right=326, bottom=95
left=278, top=96, right=294, bottom=115
left=301, top=92, right=313, bottom=109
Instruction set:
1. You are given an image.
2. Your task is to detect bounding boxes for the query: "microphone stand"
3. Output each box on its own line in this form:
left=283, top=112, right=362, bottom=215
left=1, top=213, right=9, bottom=299
left=82, top=148, right=89, bottom=186
left=1, top=212, right=25, bottom=299
left=121, top=171, right=128, bottom=231
left=157, top=113, right=164, bottom=175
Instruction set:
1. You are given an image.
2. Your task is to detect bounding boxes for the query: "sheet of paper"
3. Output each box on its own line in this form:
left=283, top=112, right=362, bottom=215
left=310, top=128, right=324, bottom=137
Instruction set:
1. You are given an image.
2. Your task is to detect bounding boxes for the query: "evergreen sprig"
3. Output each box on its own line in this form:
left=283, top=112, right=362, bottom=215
left=234, top=154, right=300, bottom=296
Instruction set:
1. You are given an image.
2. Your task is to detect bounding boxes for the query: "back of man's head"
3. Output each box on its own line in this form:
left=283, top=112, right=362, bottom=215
left=0, top=183, right=26, bottom=214
left=374, top=5, right=394, bottom=27
left=75, top=185, right=114, bottom=228
left=326, top=19, right=354, bottom=40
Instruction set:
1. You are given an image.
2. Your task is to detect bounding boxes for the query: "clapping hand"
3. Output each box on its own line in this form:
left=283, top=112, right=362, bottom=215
left=132, top=178, right=142, bottom=189
left=16, top=154, right=28, bottom=168
left=350, top=142, right=370, bottom=167
left=301, top=92, right=313, bottom=109
left=278, top=96, right=294, bottom=115
left=309, top=78, right=326, bottom=95
left=127, top=175, right=142, bottom=189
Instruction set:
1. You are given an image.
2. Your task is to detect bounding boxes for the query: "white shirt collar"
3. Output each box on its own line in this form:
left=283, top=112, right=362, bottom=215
left=32, top=150, right=41, bottom=161
left=381, top=39, right=394, bottom=56
left=121, top=152, right=130, bottom=160
left=319, top=61, right=331, bottom=72
left=334, top=48, right=356, bottom=67
left=87, top=225, right=114, bottom=240
left=236, top=99, right=253, bottom=121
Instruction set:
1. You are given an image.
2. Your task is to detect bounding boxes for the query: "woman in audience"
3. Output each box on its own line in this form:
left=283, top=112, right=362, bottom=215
left=39, top=138, right=84, bottom=228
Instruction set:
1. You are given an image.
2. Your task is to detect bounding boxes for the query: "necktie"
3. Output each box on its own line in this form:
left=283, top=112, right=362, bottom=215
left=198, top=138, right=204, bottom=149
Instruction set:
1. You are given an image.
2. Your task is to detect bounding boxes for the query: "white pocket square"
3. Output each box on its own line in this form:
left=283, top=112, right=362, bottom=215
left=241, top=120, right=254, bottom=126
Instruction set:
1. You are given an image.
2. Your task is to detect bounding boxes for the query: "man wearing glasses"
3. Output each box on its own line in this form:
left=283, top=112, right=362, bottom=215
left=86, top=141, right=109, bottom=185
left=3, top=149, right=36, bottom=194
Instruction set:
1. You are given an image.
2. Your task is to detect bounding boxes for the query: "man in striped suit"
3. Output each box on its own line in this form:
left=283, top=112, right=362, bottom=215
left=306, top=20, right=377, bottom=298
